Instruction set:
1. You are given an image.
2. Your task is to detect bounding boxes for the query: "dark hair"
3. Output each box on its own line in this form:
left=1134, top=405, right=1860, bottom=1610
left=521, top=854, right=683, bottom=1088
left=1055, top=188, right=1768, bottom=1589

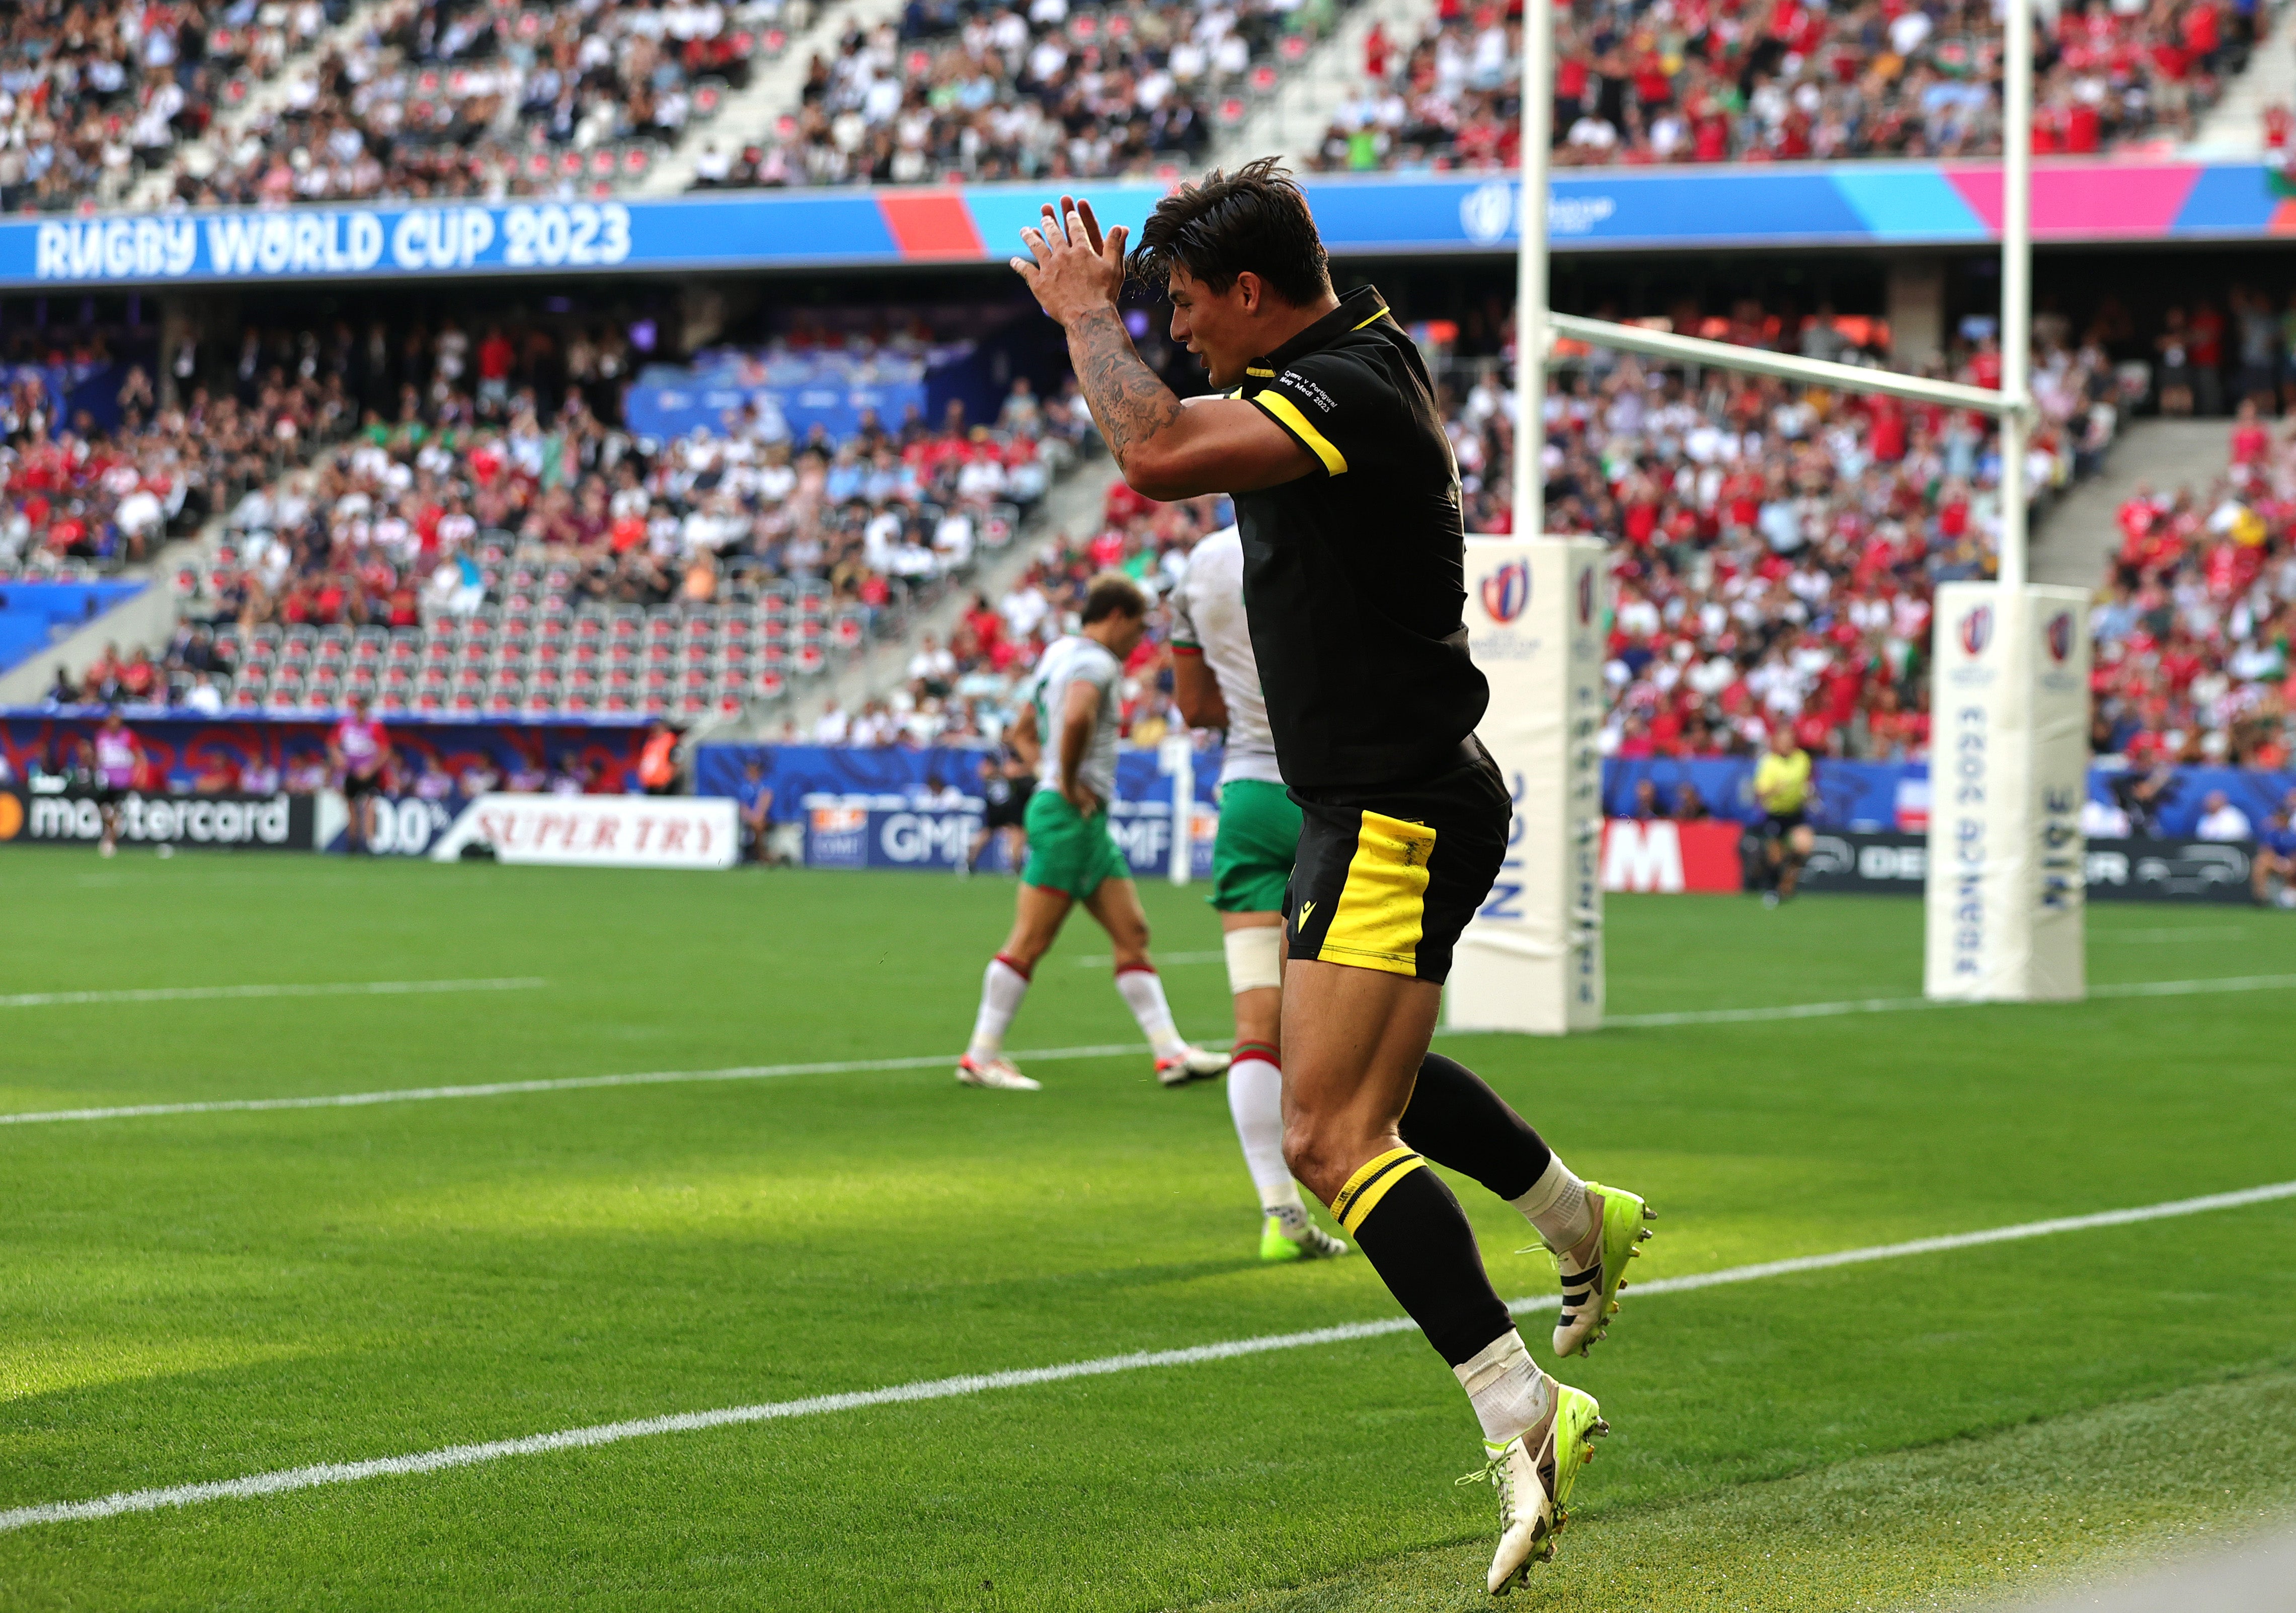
left=1080, top=572, right=1148, bottom=625
left=1128, top=157, right=1331, bottom=309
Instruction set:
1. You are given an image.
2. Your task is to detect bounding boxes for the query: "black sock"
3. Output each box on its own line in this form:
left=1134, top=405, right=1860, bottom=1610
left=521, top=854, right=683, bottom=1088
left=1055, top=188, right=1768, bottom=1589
left=1398, top=1053, right=1553, bottom=1201
left=1334, top=1147, right=1515, bottom=1367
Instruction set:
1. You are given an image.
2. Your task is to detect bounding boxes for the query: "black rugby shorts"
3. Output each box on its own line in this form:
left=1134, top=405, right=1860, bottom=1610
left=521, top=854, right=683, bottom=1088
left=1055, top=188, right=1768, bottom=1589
left=1283, top=741, right=1509, bottom=986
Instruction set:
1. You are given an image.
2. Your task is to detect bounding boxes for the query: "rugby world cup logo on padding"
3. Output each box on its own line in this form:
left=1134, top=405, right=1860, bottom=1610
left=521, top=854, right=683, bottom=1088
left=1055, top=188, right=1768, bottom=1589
left=1576, top=566, right=1595, bottom=625
left=1481, top=560, right=1531, bottom=624
left=1959, top=605, right=1993, bottom=657
left=2045, top=609, right=2074, bottom=663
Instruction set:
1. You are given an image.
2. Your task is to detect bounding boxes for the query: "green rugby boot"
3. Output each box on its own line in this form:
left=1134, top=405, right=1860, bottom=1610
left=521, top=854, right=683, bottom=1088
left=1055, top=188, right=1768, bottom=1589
left=1550, top=1182, right=1656, bottom=1357
left=1258, top=1212, right=1348, bottom=1263
left=1466, top=1381, right=1609, bottom=1594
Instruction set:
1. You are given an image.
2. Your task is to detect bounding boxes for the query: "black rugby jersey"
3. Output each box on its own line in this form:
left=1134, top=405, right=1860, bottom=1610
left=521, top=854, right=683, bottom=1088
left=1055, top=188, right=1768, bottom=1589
left=1235, top=284, right=1488, bottom=789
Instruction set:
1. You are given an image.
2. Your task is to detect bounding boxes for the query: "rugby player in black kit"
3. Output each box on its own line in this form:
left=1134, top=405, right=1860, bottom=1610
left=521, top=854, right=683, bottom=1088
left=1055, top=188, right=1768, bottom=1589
left=1010, top=161, right=1657, bottom=1594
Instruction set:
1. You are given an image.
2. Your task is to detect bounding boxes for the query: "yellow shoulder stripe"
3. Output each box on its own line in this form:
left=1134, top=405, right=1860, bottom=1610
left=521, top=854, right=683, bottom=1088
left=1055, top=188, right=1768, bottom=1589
left=1255, top=391, right=1348, bottom=476
left=1352, top=306, right=1390, bottom=330
left=1245, top=366, right=1276, bottom=377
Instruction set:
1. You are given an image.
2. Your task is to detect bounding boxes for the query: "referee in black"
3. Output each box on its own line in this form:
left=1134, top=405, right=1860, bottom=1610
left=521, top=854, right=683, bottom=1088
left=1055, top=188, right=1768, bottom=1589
left=966, top=743, right=1035, bottom=876
left=1010, top=162, right=1653, bottom=1595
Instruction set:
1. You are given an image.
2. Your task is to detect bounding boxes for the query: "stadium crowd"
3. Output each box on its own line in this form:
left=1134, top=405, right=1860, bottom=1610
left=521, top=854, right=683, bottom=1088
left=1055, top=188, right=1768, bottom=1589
left=1427, top=304, right=2117, bottom=761
left=0, top=354, right=297, bottom=574
left=0, top=0, right=349, bottom=212
left=1309, top=0, right=2253, bottom=173
left=691, top=0, right=1344, bottom=190
left=189, top=351, right=1089, bottom=641
left=2090, top=402, right=2296, bottom=769
left=807, top=477, right=1224, bottom=746
left=799, top=301, right=2153, bottom=766
left=161, top=0, right=793, bottom=206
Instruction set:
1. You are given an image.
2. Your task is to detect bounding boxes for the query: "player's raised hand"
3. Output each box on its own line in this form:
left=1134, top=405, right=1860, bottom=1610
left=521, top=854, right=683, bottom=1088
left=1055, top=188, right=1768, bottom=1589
left=1011, top=194, right=1128, bottom=328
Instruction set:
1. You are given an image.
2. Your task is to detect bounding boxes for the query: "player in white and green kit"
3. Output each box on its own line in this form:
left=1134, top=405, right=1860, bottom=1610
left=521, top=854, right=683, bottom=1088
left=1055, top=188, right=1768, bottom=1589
left=1170, top=526, right=1348, bottom=1262
left=957, top=573, right=1232, bottom=1092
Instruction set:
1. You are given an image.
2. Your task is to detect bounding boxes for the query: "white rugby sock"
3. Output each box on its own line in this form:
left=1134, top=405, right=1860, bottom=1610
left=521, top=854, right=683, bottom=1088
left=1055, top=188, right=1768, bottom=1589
left=1115, top=966, right=1189, bottom=1060
left=1225, top=1051, right=1301, bottom=1215
left=967, top=954, right=1031, bottom=1059
left=1510, top=1153, right=1593, bottom=1254
left=1454, top=1330, right=1552, bottom=1446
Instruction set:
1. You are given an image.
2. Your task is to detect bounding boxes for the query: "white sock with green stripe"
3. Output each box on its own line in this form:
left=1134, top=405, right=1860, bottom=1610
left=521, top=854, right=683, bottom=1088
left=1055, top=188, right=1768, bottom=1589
left=1455, top=1329, right=1551, bottom=1446
left=1510, top=1154, right=1592, bottom=1252
left=1115, top=966, right=1189, bottom=1061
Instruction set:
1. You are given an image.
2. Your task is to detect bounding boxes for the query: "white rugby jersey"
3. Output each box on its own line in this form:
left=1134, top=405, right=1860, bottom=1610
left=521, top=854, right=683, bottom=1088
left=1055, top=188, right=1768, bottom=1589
left=1169, top=526, right=1283, bottom=787
left=1017, top=634, right=1123, bottom=802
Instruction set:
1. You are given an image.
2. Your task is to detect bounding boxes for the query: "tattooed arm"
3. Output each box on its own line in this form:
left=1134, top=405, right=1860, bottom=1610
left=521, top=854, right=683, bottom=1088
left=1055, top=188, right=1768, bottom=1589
left=1014, top=198, right=1312, bottom=501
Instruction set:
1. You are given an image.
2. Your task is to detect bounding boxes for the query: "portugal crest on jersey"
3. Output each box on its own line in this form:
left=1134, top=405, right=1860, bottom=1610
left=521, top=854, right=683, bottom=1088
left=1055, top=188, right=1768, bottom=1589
left=1958, top=605, right=1993, bottom=657
left=1480, top=560, right=1530, bottom=625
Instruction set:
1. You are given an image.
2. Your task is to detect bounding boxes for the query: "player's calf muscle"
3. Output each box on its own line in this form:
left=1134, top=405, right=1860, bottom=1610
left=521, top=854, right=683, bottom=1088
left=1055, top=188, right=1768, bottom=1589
left=1280, top=961, right=1440, bottom=1201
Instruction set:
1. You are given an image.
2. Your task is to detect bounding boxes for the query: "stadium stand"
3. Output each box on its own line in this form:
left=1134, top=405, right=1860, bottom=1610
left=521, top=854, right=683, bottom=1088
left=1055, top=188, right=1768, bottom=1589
left=2092, top=403, right=2296, bottom=767
left=0, top=0, right=355, bottom=213
left=691, top=0, right=1351, bottom=188
left=154, top=0, right=798, bottom=205
left=1413, top=305, right=2119, bottom=760
left=134, top=317, right=1099, bottom=720
left=1297, top=0, right=2258, bottom=172
left=809, top=478, right=1226, bottom=744
left=0, top=362, right=266, bottom=576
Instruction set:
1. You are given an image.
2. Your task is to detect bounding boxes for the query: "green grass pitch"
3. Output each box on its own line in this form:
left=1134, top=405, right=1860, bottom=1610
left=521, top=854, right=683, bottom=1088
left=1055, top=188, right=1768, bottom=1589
left=3, top=852, right=2292, bottom=1611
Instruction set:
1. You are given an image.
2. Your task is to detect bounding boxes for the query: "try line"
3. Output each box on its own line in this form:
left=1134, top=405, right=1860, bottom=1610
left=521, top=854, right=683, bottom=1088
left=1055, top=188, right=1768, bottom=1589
left=5, top=1177, right=2288, bottom=1534
left=0, top=979, right=547, bottom=1011
left=7, top=974, right=2293, bottom=1129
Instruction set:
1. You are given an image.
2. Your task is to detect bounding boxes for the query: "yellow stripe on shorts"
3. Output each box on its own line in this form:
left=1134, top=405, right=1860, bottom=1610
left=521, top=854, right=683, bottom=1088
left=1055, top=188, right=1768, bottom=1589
left=1331, top=1147, right=1426, bottom=1233
left=1315, top=809, right=1433, bottom=976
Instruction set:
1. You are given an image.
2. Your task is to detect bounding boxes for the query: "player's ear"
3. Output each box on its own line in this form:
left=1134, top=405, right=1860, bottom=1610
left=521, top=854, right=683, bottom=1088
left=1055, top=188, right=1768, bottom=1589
left=1235, top=271, right=1260, bottom=316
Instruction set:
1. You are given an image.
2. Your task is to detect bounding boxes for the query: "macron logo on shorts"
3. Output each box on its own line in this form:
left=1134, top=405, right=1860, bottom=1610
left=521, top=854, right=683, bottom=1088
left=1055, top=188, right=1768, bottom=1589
left=1297, top=901, right=1315, bottom=930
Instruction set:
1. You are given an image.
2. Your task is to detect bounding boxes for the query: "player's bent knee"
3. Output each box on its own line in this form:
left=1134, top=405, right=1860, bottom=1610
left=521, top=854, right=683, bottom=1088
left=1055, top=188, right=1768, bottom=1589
left=1281, top=1117, right=1361, bottom=1203
left=1223, top=923, right=1284, bottom=995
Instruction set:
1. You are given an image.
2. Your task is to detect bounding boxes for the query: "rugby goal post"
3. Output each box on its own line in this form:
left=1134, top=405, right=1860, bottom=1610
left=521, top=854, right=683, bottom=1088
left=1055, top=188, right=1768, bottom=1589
left=1448, top=0, right=2085, bottom=1032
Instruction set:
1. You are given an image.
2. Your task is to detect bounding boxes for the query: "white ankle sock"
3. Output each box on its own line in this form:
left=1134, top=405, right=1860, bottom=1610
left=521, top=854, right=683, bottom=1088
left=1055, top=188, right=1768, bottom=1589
left=1454, top=1331, right=1552, bottom=1446
left=967, top=955, right=1030, bottom=1059
left=1510, top=1154, right=1593, bottom=1254
left=1226, top=1053, right=1300, bottom=1212
left=1115, top=966, right=1188, bottom=1060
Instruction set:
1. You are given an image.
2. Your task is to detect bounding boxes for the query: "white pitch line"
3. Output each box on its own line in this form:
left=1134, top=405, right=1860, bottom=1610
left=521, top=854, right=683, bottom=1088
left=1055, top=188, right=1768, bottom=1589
left=6, top=1177, right=2290, bottom=1534
left=1602, top=973, right=2296, bottom=1029
left=0, top=1043, right=1154, bottom=1127
left=11, top=974, right=2296, bottom=1129
left=0, top=979, right=547, bottom=1011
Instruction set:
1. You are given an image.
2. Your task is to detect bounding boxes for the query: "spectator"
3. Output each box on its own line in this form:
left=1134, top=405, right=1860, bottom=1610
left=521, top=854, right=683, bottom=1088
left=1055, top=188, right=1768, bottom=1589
left=2252, top=791, right=2296, bottom=905
left=2195, top=789, right=2253, bottom=840
left=735, top=759, right=779, bottom=863
left=637, top=719, right=681, bottom=794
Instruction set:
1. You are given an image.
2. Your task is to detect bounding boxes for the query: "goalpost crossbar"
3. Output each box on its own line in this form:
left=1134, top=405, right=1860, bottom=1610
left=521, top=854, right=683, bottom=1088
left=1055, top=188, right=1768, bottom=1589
left=1542, top=312, right=2030, bottom=421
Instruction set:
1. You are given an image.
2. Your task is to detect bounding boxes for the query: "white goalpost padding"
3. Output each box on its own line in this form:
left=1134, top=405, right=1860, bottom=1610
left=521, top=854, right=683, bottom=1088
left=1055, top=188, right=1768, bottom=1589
left=1473, top=0, right=2081, bottom=1025
left=1924, top=582, right=2092, bottom=1001
left=1448, top=537, right=1607, bottom=1035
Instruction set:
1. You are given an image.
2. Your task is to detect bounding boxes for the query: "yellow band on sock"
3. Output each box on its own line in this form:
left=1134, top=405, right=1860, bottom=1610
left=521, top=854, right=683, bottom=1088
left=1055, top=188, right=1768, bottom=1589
left=1331, top=1147, right=1426, bottom=1233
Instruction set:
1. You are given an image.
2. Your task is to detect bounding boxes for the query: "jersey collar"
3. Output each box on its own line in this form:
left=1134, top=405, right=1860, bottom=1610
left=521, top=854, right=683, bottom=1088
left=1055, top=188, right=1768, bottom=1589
left=1247, top=284, right=1391, bottom=377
